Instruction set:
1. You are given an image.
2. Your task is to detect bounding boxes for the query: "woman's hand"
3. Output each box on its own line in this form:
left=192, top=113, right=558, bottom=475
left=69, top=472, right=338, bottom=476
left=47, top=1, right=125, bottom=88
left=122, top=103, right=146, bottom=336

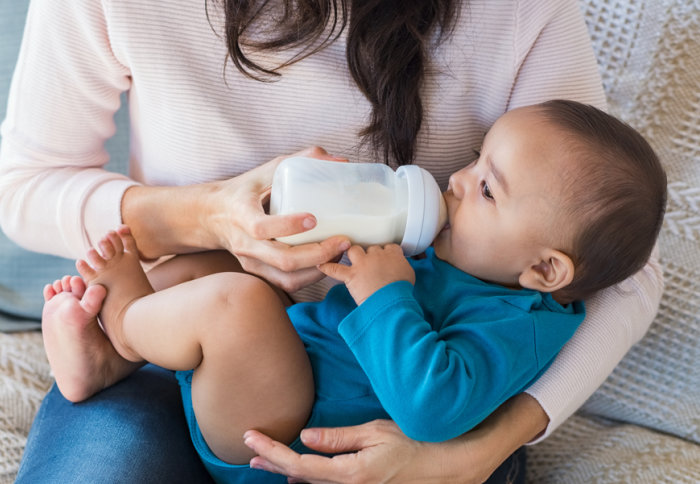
left=205, top=146, right=353, bottom=292
left=242, top=394, right=548, bottom=484
left=244, top=420, right=438, bottom=484
left=122, top=146, right=351, bottom=293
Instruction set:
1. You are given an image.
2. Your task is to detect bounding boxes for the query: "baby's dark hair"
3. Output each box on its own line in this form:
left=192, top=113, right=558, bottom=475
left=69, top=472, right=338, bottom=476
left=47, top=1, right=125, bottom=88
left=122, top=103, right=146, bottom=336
left=537, top=99, right=667, bottom=303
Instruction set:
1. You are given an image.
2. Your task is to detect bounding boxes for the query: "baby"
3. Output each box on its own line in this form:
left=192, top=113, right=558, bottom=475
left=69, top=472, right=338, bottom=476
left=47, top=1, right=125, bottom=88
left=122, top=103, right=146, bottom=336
left=41, top=100, right=666, bottom=483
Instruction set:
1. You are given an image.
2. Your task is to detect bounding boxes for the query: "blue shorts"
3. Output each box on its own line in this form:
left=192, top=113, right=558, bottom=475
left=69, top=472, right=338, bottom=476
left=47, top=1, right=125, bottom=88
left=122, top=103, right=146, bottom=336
left=177, top=288, right=389, bottom=483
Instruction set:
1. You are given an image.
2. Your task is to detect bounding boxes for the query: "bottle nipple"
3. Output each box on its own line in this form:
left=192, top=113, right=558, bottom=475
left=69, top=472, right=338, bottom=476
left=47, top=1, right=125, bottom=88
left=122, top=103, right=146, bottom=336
left=398, top=165, right=448, bottom=256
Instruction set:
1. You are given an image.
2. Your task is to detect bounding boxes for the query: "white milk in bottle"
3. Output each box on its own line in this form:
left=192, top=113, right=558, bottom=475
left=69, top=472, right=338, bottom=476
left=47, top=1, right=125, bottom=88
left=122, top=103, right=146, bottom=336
left=269, top=157, right=447, bottom=256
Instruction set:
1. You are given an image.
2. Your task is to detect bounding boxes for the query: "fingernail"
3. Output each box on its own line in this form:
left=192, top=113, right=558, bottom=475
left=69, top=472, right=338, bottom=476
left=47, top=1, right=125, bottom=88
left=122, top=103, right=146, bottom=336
left=300, top=428, right=319, bottom=444
left=303, top=217, right=316, bottom=230
left=339, top=241, right=351, bottom=251
left=243, top=434, right=254, bottom=448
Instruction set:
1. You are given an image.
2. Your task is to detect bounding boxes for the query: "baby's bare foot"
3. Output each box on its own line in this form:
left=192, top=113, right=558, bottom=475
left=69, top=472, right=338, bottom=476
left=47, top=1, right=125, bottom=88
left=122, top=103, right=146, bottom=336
left=42, top=275, right=138, bottom=402
left=76, top=225, right=155, bottom=363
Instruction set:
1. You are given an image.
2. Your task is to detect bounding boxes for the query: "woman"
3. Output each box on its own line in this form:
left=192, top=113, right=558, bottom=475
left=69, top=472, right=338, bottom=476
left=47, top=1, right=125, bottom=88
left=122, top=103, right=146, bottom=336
left=0, top=0, right=662, bottom=482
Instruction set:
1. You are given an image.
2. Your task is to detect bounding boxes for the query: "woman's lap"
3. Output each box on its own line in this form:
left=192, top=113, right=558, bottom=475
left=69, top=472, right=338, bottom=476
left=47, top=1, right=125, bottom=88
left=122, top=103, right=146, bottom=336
left=15, top=364, right=213, bottom=484
left=16, top=363, right=526, bottom=484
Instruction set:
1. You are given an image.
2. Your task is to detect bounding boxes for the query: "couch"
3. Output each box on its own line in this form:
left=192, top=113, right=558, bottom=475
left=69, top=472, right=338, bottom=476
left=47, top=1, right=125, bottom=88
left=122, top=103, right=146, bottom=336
left=1, top=1, right=698, bottom=482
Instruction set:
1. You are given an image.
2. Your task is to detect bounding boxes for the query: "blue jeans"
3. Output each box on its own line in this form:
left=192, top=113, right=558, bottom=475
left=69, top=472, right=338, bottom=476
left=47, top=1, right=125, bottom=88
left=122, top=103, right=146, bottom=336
left=16, top=364, right=213, bottom=483
left=16, top=364, right=525, bottom=483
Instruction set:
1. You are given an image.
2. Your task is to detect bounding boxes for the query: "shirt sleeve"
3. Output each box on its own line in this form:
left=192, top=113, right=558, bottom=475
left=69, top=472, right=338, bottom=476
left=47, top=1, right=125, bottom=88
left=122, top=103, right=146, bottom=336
left=504, top=0, right=663, bottom=440
left=0, top=0, right=136, bottom=258
left=338, top=281, right=550, bottom=443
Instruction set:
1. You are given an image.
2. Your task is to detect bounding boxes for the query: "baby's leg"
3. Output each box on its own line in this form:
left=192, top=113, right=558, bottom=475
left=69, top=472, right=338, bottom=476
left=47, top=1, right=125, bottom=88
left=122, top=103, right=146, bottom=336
left=42, top=234, right=250, bottom=402
left=80, top=229, right=314, bottom=464
left=186, top=272, right=314, bottom=464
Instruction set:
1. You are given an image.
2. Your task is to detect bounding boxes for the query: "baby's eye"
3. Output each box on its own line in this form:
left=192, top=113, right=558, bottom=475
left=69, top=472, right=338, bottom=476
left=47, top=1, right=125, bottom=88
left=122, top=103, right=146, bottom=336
left=481, top=181, right=494, bottom=201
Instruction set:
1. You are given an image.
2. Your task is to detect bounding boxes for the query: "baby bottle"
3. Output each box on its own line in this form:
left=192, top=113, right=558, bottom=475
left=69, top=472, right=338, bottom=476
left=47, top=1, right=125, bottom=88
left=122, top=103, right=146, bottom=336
left=269, top=156, right=447, bottom=256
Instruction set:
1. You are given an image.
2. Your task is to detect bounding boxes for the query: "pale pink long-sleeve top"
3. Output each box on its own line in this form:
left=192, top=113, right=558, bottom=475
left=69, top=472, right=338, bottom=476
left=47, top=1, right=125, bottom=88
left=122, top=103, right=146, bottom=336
left=0, top=0, right=662, bottom=440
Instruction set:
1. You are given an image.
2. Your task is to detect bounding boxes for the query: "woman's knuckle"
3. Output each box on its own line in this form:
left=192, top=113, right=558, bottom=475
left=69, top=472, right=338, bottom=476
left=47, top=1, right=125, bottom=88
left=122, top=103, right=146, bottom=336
left=278, top=278, right=300, bottom=294
left=279, top=282, right=294, bottom=293
left=276, top=257, right=297, bottom=273
left=248, top=221, right=266, bottom=239
left=237, top=257, right=253, bottom=272
left=326, top=429, right=343, bottom=448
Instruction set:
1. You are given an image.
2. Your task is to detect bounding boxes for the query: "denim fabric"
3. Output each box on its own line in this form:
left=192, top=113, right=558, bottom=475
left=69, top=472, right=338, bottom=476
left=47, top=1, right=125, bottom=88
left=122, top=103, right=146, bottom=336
left=487, top=447, right=526, bottom=484
left=15, top=365, right=214, bottom=484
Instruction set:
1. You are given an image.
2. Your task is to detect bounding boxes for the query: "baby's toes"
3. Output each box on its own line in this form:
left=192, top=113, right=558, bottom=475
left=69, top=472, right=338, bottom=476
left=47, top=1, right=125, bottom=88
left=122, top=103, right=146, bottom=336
left=99, top=236, right=116, bottom=260
left=79, top=284, right=106, bottom=316
left=61, top=275, right=72, bottom=292
left=105, top=230, right=124, bottom=256
left=52, top=279, right=63, bottom=294
left=118, top=227, right=138, bottom=255
left=86, top=247, right=107, bottom=270
left=69, top=276, right=87, bottom=298
left=43, top=283, right=57, bottom=302
left=76, top=258, right=97, bottom=280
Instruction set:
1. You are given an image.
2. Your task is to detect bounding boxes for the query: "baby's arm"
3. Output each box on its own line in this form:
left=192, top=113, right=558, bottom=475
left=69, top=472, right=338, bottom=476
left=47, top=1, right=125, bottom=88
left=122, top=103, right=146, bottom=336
left=318, top=244, right=416, bottom=305
left=334, top=279, right=549, bottom=443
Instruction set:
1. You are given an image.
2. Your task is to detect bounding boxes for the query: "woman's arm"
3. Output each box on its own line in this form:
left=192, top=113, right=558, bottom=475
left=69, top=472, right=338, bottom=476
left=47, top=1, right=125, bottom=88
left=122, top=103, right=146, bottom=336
left=244, top=393, right=548, bottom=484
left=121, top=147, right=351, bottom=292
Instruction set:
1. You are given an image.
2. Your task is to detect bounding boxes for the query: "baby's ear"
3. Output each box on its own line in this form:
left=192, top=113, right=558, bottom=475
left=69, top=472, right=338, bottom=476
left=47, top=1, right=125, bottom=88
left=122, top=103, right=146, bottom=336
left=518, top=250, right=574, bottom=293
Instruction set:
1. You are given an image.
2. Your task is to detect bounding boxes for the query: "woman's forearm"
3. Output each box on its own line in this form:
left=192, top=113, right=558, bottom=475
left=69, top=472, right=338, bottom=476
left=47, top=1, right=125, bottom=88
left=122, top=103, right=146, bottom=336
left=438, top=393, right=548, bottom=482
left=121, top=183, right=222, bottom=259
left=120, top=151, right=350, bottom=293
left=120, top=152, right=291, bottom=259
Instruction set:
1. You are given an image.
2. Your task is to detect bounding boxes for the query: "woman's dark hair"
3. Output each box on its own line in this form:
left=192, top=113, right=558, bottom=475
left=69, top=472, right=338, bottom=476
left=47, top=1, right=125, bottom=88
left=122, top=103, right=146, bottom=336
left=208, top=0, right=459, bottom=165
left=540, top=100, right=667, bottom=303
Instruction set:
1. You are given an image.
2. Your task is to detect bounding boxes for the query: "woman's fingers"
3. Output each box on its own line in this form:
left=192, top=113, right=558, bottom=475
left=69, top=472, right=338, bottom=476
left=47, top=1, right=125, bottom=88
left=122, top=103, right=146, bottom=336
left=243, top=421, right=416, bottom=484
left=242, top=210, right=317, bottom=241
left=244, top=430, right=356, bottom=484
left=235, top=237, right=348, bottom=293
left=239, top=237, right=350, bottom=273
left=297, top=423, right=382, bottom=454
left=210, top=147, right=355, bottom=289
left=236, top=257, right=327, bottom=294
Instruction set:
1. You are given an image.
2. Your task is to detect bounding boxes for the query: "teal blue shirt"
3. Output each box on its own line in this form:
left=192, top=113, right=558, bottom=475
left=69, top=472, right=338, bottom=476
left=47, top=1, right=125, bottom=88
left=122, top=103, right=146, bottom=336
left=290, top=248, right=584, bottom=443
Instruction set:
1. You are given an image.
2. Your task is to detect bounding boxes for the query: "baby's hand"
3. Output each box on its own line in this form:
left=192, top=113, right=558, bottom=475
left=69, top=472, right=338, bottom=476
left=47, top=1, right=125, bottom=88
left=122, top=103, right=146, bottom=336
left=318, top=244, right=416, bottom=305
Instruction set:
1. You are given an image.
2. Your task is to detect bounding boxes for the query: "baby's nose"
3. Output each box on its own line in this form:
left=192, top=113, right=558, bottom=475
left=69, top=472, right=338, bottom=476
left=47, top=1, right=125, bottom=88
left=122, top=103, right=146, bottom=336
left=447, top=173, right=465, bottom=199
